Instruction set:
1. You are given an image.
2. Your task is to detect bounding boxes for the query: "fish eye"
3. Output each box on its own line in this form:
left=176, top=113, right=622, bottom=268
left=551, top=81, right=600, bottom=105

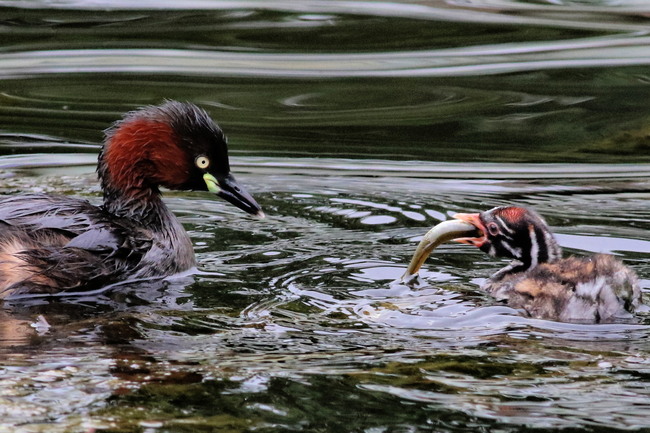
left=487, top=222, right=500, bottom=236
left=195, top=156, right=210, bottom=169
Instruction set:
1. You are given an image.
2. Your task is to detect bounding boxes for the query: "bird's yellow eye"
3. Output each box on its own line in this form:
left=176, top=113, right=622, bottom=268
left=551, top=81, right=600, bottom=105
left=195, top=156, right=210, bottom=169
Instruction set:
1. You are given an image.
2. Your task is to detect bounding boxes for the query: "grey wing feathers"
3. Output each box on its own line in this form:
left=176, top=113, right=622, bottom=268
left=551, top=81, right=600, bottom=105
left=0, top=193, right=151, bottom=295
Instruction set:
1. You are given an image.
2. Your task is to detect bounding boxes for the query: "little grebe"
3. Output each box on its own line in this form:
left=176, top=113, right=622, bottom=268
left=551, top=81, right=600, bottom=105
left=403, top=206, right=642, bottom=323
left=0, top=101, right=263, bottom=298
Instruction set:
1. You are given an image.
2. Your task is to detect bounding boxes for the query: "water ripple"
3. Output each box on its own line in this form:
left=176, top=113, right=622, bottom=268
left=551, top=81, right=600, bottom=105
left=3, top=37, right=650, bottom=78
left=3, top=0, right=650, bottom=32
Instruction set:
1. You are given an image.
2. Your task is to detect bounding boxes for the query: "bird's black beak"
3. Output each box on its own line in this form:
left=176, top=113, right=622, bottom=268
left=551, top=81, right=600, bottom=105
left=203, top=173, right=264, bottom=218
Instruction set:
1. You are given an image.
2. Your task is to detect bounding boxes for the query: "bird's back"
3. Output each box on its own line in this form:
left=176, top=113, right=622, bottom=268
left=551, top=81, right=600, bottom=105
left=0, top=193, right=154, bottom=298
left=484, top=254, right=641, bottom=323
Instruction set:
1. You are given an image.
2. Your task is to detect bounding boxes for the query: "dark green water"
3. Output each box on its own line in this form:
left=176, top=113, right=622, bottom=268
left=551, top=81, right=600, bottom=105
left=1, top=1, right=650, bottom=432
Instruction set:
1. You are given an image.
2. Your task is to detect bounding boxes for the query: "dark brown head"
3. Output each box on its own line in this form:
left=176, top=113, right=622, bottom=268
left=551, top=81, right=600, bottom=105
left=454, top=206, right=562, bottom=275
left=98, top=101, right=262, bottom=217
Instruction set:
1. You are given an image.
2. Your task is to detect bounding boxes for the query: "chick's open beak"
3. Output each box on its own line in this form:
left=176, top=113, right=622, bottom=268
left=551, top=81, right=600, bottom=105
left=203, top=173, right=265, bottom=218
left=452, top=213, right=487, bottom=247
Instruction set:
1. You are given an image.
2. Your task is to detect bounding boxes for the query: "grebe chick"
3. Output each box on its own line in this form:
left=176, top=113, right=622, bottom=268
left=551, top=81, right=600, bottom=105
left=405, top=206, right=642, bottom=323
left=0, top=101, right=263, bottom=299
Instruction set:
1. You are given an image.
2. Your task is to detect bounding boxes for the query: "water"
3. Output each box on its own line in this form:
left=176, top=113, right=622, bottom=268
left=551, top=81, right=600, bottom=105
left=1, top=1, right=650, bottom=432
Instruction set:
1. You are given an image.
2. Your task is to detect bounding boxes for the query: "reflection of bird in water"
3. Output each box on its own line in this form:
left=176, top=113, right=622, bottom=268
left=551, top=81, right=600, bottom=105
left=403, top=206, right=642, bottom=323
left=0, top=101, right=263, bottom=299
left=0, top=309, right=43, bottom=346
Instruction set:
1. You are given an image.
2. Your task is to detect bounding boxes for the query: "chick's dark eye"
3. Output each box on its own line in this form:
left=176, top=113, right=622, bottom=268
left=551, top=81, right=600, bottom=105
left=486, top=222, right=500, bottom=236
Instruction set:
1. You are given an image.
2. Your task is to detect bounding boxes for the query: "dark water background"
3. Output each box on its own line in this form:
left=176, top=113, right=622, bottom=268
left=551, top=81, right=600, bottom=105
left=1, top=1, right=650, bottom=432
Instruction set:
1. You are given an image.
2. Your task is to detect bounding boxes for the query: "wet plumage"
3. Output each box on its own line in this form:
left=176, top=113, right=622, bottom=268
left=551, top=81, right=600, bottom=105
left=454, top=206, right=641, bottom=323
left=0, top=101, right=262, bottom=299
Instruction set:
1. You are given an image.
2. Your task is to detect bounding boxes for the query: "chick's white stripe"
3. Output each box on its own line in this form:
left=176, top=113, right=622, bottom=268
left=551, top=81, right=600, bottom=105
left=544, top=230, right=559, bottom=261
left=529, top=225, right=539, bottom=269
left=500, top=239, right=522, bottom=259
left=495, top=216, right=515, bottom=237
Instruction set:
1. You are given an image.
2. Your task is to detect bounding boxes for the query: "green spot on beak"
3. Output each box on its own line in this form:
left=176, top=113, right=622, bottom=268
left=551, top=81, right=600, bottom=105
left=203, top=173, right=221, bottom=194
